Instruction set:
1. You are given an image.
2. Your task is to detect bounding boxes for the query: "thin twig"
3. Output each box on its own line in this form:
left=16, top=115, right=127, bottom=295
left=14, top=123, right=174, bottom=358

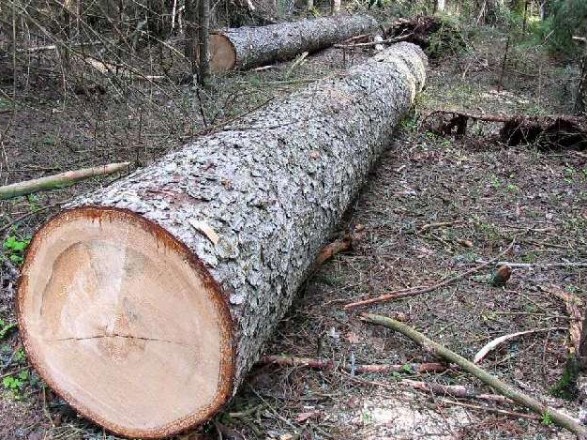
left=438, top=398, right=540, bottom=421
left=344, top=241, right=515, bottom=309
left=488, top=261, right=587, bottom=269
left=0, top=203, right=58, bottom=235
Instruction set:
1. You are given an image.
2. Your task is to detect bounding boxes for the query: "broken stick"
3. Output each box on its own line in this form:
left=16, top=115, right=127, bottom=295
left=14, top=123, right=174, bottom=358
left=314, top=225, right=365, bottom=268
left=360, top=313, right=587, bottom=439
left=259, top=355, right=448, bottom=375
left=0, top=162, right=131, bottom=200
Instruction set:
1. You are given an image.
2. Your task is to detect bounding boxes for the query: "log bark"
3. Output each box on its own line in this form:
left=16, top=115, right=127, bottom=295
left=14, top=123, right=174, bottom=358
left=17, top=43, right=427, bottom=439
left=209, top=14, right=378, bottom=72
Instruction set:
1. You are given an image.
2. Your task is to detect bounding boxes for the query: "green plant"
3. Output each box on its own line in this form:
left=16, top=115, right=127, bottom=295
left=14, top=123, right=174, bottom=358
left=541, top=411, right=554, bottom=426
left=550, top=357, right=579, bottom=400
left=0, top=97, right=11, bottom=111
left=401, top=364, right=414, bottom=374
left=13, top=348, right=26, bottom=364
left=2, top=369, right=29, bottom=395
left=0, top=319, right=16, bottom=340
left=506, top=183, right=519, bottom=193
left=2, top=235, right=30, bottom=266
left=533, top=0, right=587, bottom=57
left=26, top=194, right=41, bottom=211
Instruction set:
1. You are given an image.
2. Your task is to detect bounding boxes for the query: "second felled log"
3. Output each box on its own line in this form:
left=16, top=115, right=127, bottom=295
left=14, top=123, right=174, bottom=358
left=210, top=14, right=378, bottom=71
left=17, top=43, right=427, bottom=439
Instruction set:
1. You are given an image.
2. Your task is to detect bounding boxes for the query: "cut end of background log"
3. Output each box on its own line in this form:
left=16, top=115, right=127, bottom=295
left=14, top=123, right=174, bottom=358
left=17, top=43, right=427, bottom=438
left=18, top=207, right=235, bottom=438
left=210, top=34, right=238, bottom=72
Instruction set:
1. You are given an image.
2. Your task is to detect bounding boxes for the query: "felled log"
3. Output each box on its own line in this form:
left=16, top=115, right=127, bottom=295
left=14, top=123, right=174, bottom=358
left=18, top=43, right=427, bottom=439
left=209, top=14, right=378, bottom=72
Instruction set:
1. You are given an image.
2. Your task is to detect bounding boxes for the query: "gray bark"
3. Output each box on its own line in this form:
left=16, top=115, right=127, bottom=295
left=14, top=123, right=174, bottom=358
left=70, top=41, right=426, bottom=390
left=210, top=14, right=378, bottom=71
left=198, top=0, right=210, bottom=85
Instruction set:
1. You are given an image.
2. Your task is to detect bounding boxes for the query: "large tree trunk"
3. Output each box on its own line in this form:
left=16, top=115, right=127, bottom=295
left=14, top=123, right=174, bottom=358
left=17, top=43, right=427, bottom=439
left=209, top=14, right=378, bottom=72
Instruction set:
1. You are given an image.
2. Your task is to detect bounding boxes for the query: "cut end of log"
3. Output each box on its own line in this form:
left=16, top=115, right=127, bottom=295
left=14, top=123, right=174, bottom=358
left=210, top=34, right=237, bottom=72
left=17, top=207, right=235, bottom=438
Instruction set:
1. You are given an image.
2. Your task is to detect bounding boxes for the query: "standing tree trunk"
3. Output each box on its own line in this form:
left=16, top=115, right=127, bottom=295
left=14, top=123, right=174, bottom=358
left=575, top=39, right=587, bottom=115
left=184, top=0, right=198, bottom=75
left=209, top=15, right=377, bottom=72
left=17, top=43, right=427, bottom=439
left=198, top=0, right=210, bottom=86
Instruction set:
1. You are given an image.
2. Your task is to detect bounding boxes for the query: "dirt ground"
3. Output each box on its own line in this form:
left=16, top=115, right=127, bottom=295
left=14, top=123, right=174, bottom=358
left=1, top=19, right=586, bottom=440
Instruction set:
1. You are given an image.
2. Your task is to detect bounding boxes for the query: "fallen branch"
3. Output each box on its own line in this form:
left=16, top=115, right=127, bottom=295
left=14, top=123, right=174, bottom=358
left=0, top=162, right=131, bottom=200
left=333, top=34, right=413, bottom=49
left=418, top=220, right=462, bottom=233
left=402, top=379, right=509, bottom=404
left=344, top=372, right=511, bottom=404
left=344, top=241, right=514, bottom=309
left=360, top=313, right=587, bottom=439
left=259, top=354, right=449, bottom=375
left=474, top=327, right=565, bottom=364
left=84, top=57, right=164, bottom=80
left=439, top=399, right=540, bottom=421
left=488, top=261, right=587, bottom=269
left=422, top=110, right=587, bottom=150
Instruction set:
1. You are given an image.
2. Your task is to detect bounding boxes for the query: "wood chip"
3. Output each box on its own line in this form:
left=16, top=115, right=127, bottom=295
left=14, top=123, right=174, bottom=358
left=189, top=220, right=220, bottom=245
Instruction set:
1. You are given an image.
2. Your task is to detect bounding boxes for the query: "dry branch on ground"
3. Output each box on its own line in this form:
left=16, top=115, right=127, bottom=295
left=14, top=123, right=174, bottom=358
left=360, top=313, right=587, bottom=439
left=423, top=110, right=587, bottom=150
left=344, top=241, right=514, bottom=309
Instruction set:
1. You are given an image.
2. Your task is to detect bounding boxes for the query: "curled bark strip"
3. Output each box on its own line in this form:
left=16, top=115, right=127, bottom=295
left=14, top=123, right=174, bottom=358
left=314, top=225, right=366, bottom=268
left=473, top=328, right=565, bottom=364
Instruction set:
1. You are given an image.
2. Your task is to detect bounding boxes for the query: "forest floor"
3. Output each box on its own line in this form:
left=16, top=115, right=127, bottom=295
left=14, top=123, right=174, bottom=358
left=1, top=15, right=586, bottom=440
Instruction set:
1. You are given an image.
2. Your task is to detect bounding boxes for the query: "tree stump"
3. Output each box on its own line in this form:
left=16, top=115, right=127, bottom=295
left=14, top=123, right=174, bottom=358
left=18, top=43, right=427, bottom=438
